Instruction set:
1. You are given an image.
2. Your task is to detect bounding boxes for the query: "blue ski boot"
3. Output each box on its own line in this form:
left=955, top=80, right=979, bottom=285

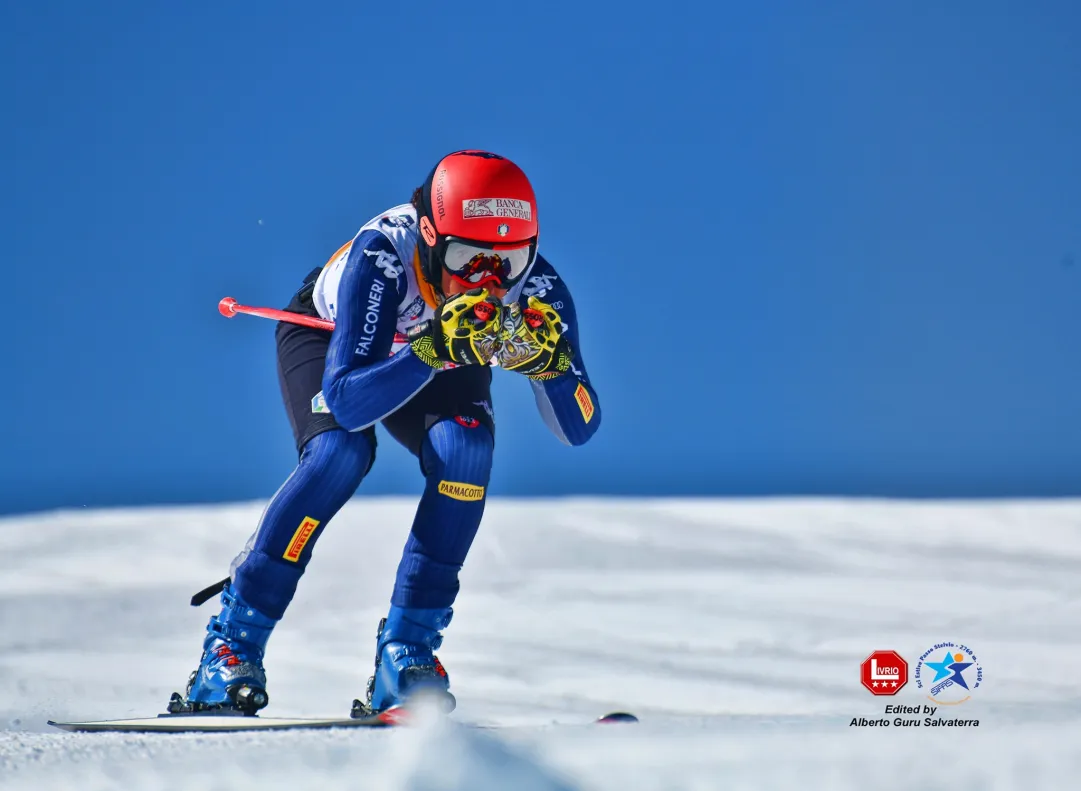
left=351, top=606, right=455, bottom=717
left=167, top=584, right=277, bottom=714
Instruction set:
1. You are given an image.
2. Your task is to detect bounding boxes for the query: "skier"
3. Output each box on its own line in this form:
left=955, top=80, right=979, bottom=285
left=171, top=150, right=601, bottom=717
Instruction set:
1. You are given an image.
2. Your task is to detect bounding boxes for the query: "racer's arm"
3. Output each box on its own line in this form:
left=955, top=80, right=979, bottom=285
left=518, top=259, right=602, bottom=446
left=321, top=232, right=437, bottom=431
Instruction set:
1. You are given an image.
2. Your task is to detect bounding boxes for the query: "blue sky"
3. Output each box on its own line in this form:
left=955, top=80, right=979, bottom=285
left=3, top=0, right=1078, bottom=514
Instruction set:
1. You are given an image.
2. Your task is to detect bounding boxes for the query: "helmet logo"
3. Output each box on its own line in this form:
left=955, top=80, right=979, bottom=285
left=463, top=198, right=494, bottom=218
left=434, top=168, right=447, bottom=220
left=497, top=223, right=510, bottom=237
left=462, top=198, right=532, bottom=221
left=419, top=216, right=437, bottom=246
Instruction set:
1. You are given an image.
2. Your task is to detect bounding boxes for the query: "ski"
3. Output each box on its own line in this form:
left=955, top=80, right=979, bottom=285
left=47, top=709, right=637, bottom=734
left=47, top=708, right=401, bottom=734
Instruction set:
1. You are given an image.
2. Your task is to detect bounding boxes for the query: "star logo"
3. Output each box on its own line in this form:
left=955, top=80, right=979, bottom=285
left=914, top=643, right=983, bottom=704
left=925, top=650, right=974, bottom=688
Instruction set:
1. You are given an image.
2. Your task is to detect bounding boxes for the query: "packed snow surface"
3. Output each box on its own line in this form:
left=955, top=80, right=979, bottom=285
left=1, top=497, right=1079, bottom=790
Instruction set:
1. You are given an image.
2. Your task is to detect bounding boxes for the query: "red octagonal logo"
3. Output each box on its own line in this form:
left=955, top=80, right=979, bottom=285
left=860, top=650, right=908, bottom=695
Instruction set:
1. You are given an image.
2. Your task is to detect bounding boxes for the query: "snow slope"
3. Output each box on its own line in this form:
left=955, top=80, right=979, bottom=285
left=1, top=498, right=1079, bottom=790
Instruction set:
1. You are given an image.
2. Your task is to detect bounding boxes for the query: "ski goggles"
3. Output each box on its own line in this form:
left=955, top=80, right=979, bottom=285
left=437, top=237, right=537, bottom=289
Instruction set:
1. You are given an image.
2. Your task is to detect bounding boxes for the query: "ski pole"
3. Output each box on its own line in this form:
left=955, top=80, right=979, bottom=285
left=218, top=297, right=408, bottom=343
left=218, top=296, right=335, bottom=331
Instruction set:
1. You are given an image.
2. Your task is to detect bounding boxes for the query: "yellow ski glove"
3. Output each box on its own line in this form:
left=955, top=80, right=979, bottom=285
left=495, top=296, right=573, bottom=380
left=408, top=288, right=505, bottom=368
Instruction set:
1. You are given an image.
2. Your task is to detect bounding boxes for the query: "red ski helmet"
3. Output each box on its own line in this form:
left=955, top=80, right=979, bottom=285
left=415, top=150, right=539, bottom=291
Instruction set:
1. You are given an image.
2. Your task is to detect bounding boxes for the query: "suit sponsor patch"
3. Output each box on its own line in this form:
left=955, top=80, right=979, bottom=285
left=364, top=248, right=403, bottom=279
left=437, top=480, right=486, bottom=502
left=398, top=294, right=426, bottom=321
left=523, top=273, right=558, bottom=298
left=283, top=517, right=320, bottom=562
left=574, top=383, right=595, bottom=423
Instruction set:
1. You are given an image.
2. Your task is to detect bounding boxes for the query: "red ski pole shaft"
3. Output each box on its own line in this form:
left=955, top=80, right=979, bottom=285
left=218, top=297, right=409, bottom=343
left=219, top=297, right=334, bottom=331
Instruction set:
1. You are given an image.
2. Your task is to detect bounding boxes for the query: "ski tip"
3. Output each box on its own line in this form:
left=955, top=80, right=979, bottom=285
left=376, top=706, right=411, bottom=726
left=595, top=711, right=638, bottom=724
